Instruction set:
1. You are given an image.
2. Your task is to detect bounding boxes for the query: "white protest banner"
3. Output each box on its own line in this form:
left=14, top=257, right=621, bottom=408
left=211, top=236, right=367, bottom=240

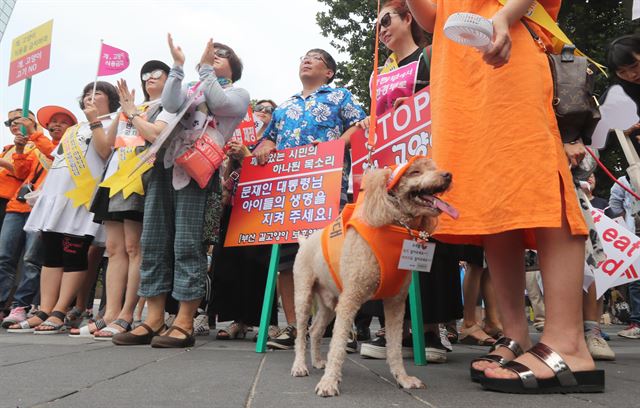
left=590, top=85, right=639, bottom=149
left=591, top=207, right=640, bottom=298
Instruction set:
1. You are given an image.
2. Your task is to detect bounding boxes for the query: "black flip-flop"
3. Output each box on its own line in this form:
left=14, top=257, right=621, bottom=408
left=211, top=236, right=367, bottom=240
left=479, top=342, right=604, bottom=394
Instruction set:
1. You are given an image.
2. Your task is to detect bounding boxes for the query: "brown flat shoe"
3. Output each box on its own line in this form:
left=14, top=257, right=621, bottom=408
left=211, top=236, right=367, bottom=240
left=151, top=325, right=195, bottom=348
left=112, top=323, right=166, bottom=346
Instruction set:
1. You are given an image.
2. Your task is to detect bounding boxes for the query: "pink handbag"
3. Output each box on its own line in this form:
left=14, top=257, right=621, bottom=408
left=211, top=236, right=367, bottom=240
left=175, top=130, right=225, bottom=189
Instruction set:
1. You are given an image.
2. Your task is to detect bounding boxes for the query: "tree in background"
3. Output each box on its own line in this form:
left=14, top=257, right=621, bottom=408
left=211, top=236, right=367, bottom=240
left=317, top=0, right=640, bottom=198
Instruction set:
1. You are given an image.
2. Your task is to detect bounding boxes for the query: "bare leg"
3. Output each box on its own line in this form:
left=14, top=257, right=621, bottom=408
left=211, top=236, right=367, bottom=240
left=462, top=263, right=494, bottom=342
left=43, top=271, right=88, bottom=327
left=115, top=220, right=143, bottom=323
left=17, top=266, right=62, bottom=327
left=129, top=293, right=167, bottom=335
left=472, top=230, right=530, bottom=372
left=77, top=245, right=104, bottom=311
left=481, top=271, right=503, bottom=334
left=101, top=221, right=128, bottom=323
left=167, top=298, right=201, bottom=338
left=486, top=219, right=594, bottom=379
left=583, top=283, right=603, bottom=323
left=134, top=297, right=146, bottom=321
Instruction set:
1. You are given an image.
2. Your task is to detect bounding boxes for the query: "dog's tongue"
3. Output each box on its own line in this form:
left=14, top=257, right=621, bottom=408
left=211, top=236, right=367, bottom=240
left=434, top=197, right=459, bottom=219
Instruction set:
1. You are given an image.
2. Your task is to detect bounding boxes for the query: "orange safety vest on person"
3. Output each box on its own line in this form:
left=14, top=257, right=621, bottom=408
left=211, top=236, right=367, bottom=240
left=0, top=144, right=26, bottom=200
left=7, top=132, right=58, bottom=213
left=321, top=202, right=419, bottom=300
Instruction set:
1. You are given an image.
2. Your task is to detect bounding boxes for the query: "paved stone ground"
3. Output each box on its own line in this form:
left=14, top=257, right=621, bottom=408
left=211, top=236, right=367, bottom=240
left=0, top=323, right=637, bottom=408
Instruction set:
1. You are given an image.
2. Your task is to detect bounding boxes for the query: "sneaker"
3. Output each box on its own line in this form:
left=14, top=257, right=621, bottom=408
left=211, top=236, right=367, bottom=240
left=165, top=313, right=176, bottom=328
left=586, top=332, right=615, bottom=361
left=439, top=325, right=453, bottom=352
left=359, top=329, right=412, bottom=359
left=356, top=326, right=371, bottom=341
left=1, top=306, right=27, bottom=328
left=253, top=325, right=281, bottom=342
left=193, top=313, right=210, bottom=336
left=617, top=323, right=640, bottom=339
left=267, top=325, right=296, bottom=350
left=424, top=331, right=447, bottom=363
left=346, top=330, right=358, bottom=354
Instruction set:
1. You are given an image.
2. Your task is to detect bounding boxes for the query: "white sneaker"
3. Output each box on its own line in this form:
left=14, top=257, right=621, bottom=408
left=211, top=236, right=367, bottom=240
left=617, top=323, right=640, bottom=339
left=193, top=313, right=210, bottom=336
left=585, top=333, right=615, bottom=360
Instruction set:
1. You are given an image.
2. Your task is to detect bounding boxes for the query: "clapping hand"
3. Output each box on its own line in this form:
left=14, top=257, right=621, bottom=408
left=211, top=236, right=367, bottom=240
left=117, top=79, right=137, bottom=116
left=167, top=33, right=185, bottom=66
left=200, top=38, right=216, bottom=67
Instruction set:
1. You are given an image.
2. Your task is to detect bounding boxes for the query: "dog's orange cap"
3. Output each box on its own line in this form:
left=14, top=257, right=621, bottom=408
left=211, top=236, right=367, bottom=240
left=386, top=155, right=427, bottom=190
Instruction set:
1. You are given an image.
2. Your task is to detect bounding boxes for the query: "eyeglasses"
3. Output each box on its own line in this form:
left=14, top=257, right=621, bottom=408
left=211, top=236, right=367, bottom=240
left=254, top=105, right=275, bottom=114
left=378, top=12, right=398, bottom=31
left=142, top=69, right=165, bottom=81
left=214, top=49, right=231, bottom=59
left=300, top=54, right=329, bottom=67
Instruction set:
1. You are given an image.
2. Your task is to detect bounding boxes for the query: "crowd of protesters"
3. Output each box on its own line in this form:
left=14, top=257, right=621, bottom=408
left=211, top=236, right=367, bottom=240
left=0, top=0, right=639, bottom=395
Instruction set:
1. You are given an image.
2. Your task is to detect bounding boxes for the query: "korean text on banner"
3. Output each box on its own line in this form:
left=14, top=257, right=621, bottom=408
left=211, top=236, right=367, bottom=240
left=229, top=106, right=258, bottom=147
left=351, top=87, right=432, bottom=200
left=8, top=20, right=53, bottom=86
left=98, top=43, right=130, bottom=76
left=225, top=139, right=345, bottom=247
left=370, top=61, right=419, bottom=116
left=590, top=206, right=640, bottom=298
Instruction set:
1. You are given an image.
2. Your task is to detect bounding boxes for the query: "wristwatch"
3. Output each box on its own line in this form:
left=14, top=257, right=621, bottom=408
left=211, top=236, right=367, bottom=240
left=127, top=112, right=140, bottom=121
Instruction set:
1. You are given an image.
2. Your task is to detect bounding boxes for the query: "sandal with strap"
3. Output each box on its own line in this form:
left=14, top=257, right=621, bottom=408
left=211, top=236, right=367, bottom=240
left=216, top=321, right=247, bottom=340
left=94, top=319, right=132, bottom=341
left=112, top=323, right=166, bottom=346
left=459, top=324, right=496, bottom=346
left=34, top=311, right=67, bottom=335
left=7, top=311, right=49, bottom=333
left=151, top=325, right=196, bottom=348
left=470, top=336, right=524, bottom=382
left=480, top=342, right=604, bottom=394
left=64, top=306, right=84, bottom=329
left=69, top=319, right=107, bottom=338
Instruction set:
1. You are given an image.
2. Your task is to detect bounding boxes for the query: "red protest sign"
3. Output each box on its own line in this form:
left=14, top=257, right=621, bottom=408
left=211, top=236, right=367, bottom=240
left=229, top=106, right=258, bottom=147
left=8, top=20, right=53, bottom=86
left=224, top=139, right=345, bottom=247
left=351, top=87, right=432, bottom=200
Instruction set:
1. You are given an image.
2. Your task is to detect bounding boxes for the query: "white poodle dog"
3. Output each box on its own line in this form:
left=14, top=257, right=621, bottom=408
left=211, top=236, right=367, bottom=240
left=290, top=156, right=455, bottom=397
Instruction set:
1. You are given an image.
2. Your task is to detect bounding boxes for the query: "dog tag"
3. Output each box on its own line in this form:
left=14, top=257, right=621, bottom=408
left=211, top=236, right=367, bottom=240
left=398, top=240, right=436, bottom=272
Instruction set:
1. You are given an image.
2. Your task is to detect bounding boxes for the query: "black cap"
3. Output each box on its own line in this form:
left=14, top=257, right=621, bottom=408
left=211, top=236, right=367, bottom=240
left=140, top=60, right=170, bottom=101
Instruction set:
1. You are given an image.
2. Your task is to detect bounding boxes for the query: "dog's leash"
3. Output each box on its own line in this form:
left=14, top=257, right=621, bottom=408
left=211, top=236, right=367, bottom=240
left=364, top=0, right=383, bottom=170
left=586, top=146, right=640, bottom=201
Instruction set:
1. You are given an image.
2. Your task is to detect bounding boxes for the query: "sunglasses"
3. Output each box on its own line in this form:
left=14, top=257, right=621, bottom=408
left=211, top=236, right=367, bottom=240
left=378, top=12, right=398, bottom=31
left=254, top=105, right=275, bottom=114
left=142, top=69, right=165, bottom=81
left=214, top=48, right=231, bottom=59
left=4, top=118, right=19, bottom=127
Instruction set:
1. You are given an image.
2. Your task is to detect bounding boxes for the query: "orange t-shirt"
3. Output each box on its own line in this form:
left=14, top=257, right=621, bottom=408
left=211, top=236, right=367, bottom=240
left=0, top=144, right=27, bottom=200
left=6, top=132, right=58, bottom=213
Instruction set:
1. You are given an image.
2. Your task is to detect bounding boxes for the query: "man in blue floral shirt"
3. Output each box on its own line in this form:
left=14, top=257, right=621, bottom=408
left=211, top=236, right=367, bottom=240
left=254, top=48, right=365, bottom=350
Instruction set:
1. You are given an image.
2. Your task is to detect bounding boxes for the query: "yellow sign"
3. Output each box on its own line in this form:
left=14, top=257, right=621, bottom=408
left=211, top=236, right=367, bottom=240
left=10, top=20, right=53, bottom=62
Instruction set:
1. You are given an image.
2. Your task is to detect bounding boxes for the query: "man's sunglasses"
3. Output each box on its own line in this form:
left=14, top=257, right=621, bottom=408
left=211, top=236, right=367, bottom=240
left=4, top=118, right=19, bottom=127
left=378, top=12, right=398, bottom=31
left=142, top=69, right=165, bottom=81
left=254, top=105, right=275, bottom=114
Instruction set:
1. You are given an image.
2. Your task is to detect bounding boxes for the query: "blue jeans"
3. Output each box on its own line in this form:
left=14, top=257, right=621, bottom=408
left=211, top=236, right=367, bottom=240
left=629, top=280, right=640, bottom=325
left=0, top=213, right=42, bottom=307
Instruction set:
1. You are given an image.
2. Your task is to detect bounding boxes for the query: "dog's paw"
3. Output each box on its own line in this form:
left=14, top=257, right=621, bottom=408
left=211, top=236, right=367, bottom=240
left=291, top=363, right=309, bottom=377
left=315, top=376, right=340, bottom=397
left=312, top=359, right=326, bottom=369
left=396, top=374, right=426, bottom=389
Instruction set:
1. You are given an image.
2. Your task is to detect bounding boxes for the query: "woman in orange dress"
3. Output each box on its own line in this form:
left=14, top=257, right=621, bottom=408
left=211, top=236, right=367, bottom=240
left=407, top=0, right=603, bottom=393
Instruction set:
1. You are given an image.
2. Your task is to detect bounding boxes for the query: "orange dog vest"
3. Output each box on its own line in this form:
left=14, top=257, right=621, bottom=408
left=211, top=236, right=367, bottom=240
left=321, top=203, right=421, bottom=300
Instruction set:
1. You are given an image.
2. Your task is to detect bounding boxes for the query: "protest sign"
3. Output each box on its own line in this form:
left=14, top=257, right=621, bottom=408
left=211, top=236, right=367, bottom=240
left=8, top=20, right=53, bottom=86
left=370, top=61, right=420, bottom=116
left=351, top=87, right=432, bottom=199
left=229, top=106, right=258, bottom=147
left=591, top=207, right=640, bottom=298
left=225, top=139, right=344, bottom=247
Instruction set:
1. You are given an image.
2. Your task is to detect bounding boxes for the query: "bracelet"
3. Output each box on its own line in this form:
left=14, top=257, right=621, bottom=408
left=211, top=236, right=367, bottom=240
left=89, top=121, right=103, bottom=130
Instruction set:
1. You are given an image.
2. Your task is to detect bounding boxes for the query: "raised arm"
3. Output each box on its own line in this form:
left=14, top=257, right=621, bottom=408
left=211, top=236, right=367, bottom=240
left=406, top=0, right=437, bottom=33
left=161, top=33, right=188, bottom=113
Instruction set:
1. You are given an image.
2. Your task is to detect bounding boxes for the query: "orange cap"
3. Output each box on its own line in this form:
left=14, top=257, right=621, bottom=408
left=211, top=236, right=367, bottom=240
left=386, top=155, right=426, bottom=190
left=37, top=105, right=77, bottom=129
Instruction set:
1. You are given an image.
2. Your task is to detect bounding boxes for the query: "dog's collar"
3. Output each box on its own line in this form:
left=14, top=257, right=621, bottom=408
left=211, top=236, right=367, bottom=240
left=395, top=218, right=431, bottom=243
